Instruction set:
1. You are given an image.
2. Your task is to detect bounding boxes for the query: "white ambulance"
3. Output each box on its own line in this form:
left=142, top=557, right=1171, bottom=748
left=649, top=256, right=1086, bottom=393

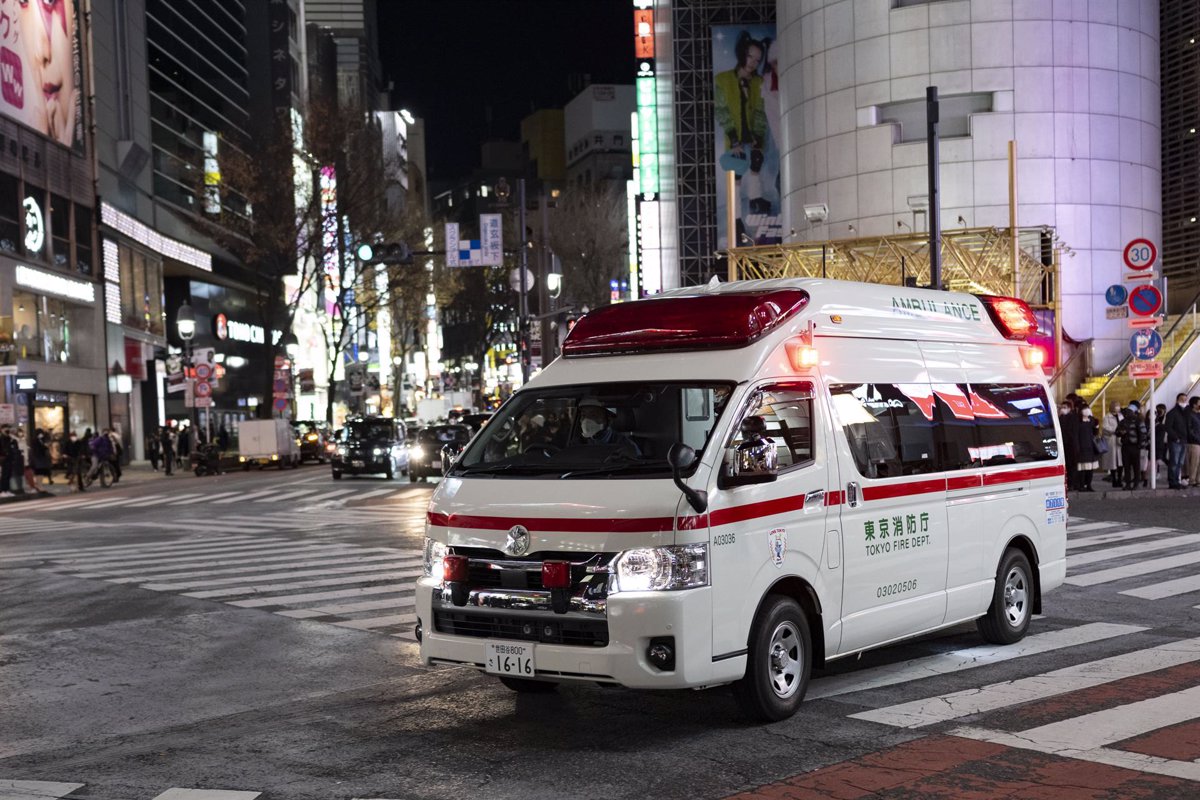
left=416, top=278, right=1066, bottom=721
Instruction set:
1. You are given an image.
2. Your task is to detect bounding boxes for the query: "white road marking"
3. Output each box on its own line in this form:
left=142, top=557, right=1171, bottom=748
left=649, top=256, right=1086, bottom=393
left=73, top=546, right=379, bottom=579
left=808, top=623, right=1145, bottom=699
left=2, top=536, right=267, bottom=560
left=108, top=553, right=408, bottom=583
left=1066, top=551, right=1200, bottom=587
left=174, top=491, right=244, bottom=505
left=0, top=779, right=85, bottom=799
left=124, top=493, right=204, bottom=507
left=183, top=570, right=418, bottom=599
left=346, top=487, right=401, bottom=502
left=65, top=494, right=166, bottom=509
left=211, top=489, right=284, bottom=504
left=229, top=583, right=417, bottom=608
left=297, top=489, right=358, bottom=503
left=1066, top=527, right=1175, bottom=550
left=1122, top=572, right=1200, bottom=599
left=849, top=637, right=1200, bottom=728
left=1067, top=521, right=1127, bottom=533
left=1066, top=533, right=1200, bottom=568
left=331, top=612, right=416, bottom=630
left=52, top=541, right=324, bottom=567
left=152, top=789, right=261, bottom=800
left=279, top=594, right=416, bottom=617
left=255, top=489, right=320, bottom=503
left=144, top=561, right=422, bottom=591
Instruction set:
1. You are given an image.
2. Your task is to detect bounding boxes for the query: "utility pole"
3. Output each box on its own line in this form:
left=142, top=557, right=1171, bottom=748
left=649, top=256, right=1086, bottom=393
left=926, top=85, right=942, bottom=291
left=518, top=177, right=531, bottom=383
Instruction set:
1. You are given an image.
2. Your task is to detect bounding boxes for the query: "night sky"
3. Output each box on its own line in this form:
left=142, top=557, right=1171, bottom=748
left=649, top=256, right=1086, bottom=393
left=377, top=0, right=634, bottom=185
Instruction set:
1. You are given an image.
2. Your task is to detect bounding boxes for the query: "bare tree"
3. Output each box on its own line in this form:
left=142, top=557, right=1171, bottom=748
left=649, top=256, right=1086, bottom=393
left=546, top=182, right=628, bottom=311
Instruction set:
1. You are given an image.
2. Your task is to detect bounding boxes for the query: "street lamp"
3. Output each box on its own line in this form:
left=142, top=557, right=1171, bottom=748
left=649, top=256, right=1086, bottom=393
left=176, top=301, right=196, bottom=441
left=283, top=331, right=299, bottom=358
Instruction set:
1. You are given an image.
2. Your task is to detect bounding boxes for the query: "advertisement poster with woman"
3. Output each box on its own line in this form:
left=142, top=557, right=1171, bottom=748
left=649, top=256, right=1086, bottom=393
left=712, top=23, right=782, bottom=249
left=0, top=0, right=83, bottom=149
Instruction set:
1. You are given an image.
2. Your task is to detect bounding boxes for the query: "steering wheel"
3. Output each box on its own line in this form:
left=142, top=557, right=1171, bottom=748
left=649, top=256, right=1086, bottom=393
left=523, top=444, right=561, bottom=457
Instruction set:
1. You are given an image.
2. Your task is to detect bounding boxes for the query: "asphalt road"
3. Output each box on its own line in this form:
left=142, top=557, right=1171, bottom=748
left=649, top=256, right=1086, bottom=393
left=2, top=467, right=1199, bottom=799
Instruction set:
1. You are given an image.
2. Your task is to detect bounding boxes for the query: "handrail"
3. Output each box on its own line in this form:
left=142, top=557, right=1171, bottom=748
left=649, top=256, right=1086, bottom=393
left=1086, top=285, right=1200, bottom=414
left=1049, top=338, right=1089, bottom=391
left=1137, top=306, right=1200, bottom=408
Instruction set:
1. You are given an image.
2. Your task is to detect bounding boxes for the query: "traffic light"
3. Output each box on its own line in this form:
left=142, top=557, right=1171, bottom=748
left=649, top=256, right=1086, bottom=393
left=356, top=242, right=412, bottom=265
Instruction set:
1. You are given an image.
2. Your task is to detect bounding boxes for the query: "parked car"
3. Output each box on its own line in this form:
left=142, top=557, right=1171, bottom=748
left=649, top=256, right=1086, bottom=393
left=458, top=412, right=493, bottom=434
left=331, top=417, right=408, bottom=480
left=292, top=420, right=331, bottom=463
left=409, top=424, right=472, bottom=482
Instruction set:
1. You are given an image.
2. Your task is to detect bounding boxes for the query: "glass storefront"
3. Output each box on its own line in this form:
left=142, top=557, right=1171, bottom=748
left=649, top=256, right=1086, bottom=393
left=117, top=243, right=164, bottom=335
left=13, top=290, right=92, bottom=365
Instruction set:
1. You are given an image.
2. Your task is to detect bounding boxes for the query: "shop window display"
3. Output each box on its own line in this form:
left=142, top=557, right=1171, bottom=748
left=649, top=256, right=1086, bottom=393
left=12, top=290, right=89, bottom=365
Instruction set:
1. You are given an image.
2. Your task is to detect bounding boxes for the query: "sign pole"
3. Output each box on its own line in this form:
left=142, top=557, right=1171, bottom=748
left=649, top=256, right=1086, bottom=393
left=1149, top=377, right=1156, bottom=491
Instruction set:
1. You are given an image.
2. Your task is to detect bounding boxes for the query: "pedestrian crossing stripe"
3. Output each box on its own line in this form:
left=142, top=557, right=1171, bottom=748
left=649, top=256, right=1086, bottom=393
left=849, top=636, right=1200, bottom=728
left=0, top=783, right=406, bottom=800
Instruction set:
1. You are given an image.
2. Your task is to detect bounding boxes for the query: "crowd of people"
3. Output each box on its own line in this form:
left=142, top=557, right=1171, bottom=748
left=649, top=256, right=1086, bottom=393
left=1061, top=392, right=1200, bottom=492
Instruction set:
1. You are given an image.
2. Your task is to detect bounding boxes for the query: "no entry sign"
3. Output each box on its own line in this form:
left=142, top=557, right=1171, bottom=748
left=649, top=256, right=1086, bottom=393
left=1128, top=284, right=1163, bottom=317
left=1124, top=238, right=1157, bottom=271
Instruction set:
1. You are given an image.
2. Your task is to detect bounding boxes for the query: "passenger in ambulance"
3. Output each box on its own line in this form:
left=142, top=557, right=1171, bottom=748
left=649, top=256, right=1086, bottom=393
left=577, top=397, right=640, bottom=455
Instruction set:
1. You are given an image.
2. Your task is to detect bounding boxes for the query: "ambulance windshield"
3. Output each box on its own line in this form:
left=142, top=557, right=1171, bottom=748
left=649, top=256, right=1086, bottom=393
left=451, top=382, right=735, bottom=478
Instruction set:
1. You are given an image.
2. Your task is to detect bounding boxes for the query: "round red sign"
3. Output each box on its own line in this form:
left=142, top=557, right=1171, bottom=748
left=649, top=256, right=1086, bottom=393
left=1128, top=284, right=1163, bottom=317
left=1123, top=239, right=1157, bottom=271
left=213, top=313, right=228, bottom=340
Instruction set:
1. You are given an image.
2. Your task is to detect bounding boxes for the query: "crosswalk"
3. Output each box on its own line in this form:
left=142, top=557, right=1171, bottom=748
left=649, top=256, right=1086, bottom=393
left=2, top=533, right=424, bottom=642
left=0, top=782, right=406, bottom=799
left=0, top=482, right=428, bottom=517
left=7, top=513, right=1200, bottom=791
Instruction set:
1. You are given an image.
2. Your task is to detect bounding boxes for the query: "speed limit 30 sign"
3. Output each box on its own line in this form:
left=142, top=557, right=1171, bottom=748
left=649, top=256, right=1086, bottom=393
left=1124, top=238, right=1157, bottom=271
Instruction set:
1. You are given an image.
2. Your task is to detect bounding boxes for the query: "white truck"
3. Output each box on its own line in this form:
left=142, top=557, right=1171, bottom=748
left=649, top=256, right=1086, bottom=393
left=237, top=418, right=300, bottom=469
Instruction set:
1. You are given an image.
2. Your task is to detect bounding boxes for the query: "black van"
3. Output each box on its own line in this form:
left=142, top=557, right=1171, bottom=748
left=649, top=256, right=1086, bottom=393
left=331, top=417, right=408, bottom=480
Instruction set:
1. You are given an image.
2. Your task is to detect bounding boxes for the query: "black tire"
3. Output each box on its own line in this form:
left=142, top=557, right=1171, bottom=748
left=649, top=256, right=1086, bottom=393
left=498, top=676, right=558, bottom=693
left=385, top=458, right=395, bottom=480
left=977, top=548, right=1033, bottom=644
left=332, top=470, right=342, bottom=480
left=409, top=469, right=419, bottom=483
left=733, top=595, right=811, bottom=722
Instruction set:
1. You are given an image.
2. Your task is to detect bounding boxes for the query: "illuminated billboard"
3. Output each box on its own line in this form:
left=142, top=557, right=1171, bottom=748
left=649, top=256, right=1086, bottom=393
left=712, top=23, right=782, bottom=248
left=0, top=0, right=84, bottom=148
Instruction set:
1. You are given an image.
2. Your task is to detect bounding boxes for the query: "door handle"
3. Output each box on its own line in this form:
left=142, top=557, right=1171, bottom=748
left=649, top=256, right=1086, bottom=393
left=804, top=489, right=825, bottom=508
left=846, top=481, right=860, bottom=508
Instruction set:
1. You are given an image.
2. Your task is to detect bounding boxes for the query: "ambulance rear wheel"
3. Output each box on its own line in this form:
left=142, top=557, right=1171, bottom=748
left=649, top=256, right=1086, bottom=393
left=498, top=676, right=558, bottom=693
left=977, top=548, right=1032, bottom=645
left=733, top=595, right=811, bottom=722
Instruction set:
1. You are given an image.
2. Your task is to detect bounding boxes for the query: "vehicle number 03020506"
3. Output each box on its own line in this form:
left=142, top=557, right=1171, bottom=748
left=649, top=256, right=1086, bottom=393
left=876, top=579, right=917, bottom=598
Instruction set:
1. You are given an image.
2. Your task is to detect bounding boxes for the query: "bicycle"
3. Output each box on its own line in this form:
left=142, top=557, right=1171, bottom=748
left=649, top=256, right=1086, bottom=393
left=78, top=458, right=114, bottom=491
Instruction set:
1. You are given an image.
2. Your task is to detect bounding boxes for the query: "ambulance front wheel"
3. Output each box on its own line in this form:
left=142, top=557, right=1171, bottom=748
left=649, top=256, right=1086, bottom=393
left=977, top=548, right=1033, bottom=645
left=733, top=595, right=811, bottom=722
left=498, top=676, right=558, bottom=693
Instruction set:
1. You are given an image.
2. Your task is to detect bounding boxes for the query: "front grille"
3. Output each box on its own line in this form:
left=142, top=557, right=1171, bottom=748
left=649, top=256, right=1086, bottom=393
left=434, top=610, right=609, bottom=646
left=457, top=548, right=613, bottom=592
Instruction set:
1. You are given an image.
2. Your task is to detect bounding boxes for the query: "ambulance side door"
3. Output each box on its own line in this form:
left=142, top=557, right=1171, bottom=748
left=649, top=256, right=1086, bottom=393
left=709, top=381, right=840, bottom=660
left=822, top=339, right=950, bottom=655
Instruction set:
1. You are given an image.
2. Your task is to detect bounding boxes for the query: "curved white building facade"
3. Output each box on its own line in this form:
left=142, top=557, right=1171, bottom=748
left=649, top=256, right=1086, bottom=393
left=778, top=0, right=1161, bottom=366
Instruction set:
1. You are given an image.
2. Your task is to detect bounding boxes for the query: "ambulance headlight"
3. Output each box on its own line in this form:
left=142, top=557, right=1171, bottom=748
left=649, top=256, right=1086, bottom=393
left=613, top=544, right=708, bottom=592
left=423, top=537, right=447, bottom=579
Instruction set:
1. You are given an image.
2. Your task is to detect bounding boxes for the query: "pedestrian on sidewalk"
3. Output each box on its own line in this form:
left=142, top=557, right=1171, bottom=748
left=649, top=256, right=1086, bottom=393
left=1165, top=393, right=1190, bottom=490
left=1187, top=396, right=1200, bottom=489
left=0, top=425, right=15, bottom=496
left=218, top=424, right=230, bottom=453
left=30, top=428, right=53, bottom=486
left=147, top=433, right=161, bottom=471
left=160, top=427, right=175, bottom=477
left=1060, top=398, right=1081, bottom=491
left=1101, top=400, right=1123, bottom=487
left=1076, top=407, right=1100, bottom=491
left=1118, top=404, right=1145, bottom=490
left=104, top=428, right=123, bottom=484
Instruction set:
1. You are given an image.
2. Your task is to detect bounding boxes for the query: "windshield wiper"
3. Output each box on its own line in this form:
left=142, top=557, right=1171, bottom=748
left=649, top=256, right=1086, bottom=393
left=559, top=454, right=665, bottom=479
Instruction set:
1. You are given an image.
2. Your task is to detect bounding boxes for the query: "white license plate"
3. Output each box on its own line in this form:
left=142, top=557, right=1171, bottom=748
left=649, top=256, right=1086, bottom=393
left=351, top=460, right=364, bottom=467
left=485, top=642, right=535, bottom=677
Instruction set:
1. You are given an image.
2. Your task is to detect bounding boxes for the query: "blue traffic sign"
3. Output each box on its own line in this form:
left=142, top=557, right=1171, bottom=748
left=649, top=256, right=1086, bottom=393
left=1105, top=285, right=1128, bottom=306
left=1129, top=284, right=1163, bottom=317
left=1130, top=330, right=1163, bottom=361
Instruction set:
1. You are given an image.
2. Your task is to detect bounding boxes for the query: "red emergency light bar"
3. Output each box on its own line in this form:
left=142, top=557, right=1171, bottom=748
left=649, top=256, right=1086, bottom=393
left=976, top=294, right=1038, bottom=340
left=562, top=289, right=809, bottom=357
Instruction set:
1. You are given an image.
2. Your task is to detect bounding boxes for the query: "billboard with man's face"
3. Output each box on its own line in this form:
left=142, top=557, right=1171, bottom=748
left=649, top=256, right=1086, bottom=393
left=0, top=0, right=83, bottom=149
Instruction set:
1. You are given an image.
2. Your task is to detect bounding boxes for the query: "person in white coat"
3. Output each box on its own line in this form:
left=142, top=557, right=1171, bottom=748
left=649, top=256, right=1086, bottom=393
left=1101, top=400, right=1123, bottom=487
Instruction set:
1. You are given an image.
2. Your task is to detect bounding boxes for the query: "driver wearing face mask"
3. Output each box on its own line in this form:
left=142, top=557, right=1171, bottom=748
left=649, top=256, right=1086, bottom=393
left=577, top=397, right=641, bottom=455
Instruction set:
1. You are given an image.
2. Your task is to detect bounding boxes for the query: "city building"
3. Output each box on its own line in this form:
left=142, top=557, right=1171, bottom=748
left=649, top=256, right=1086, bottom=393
left=564, top=84, right=635, bottom=188
left=0, top=1, right=105, bottom=453
left=303, top=0, right=385, bottom=110
left=1160, top=0, right=1200, bottom=306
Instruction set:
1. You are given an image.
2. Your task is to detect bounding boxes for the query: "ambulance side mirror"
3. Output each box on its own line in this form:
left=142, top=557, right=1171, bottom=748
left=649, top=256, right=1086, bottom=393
left=667, top=443, right=707, bottom=514
left=721, top=435, right=779, bottom=487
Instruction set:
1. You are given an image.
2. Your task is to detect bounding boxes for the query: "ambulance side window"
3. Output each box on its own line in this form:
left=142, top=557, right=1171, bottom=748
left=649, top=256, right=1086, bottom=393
left=831, top=383, right=938, bottom=478
left=969, top=383, right=1057, bottom=463
left=730, top=386, right=814, bottom=470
